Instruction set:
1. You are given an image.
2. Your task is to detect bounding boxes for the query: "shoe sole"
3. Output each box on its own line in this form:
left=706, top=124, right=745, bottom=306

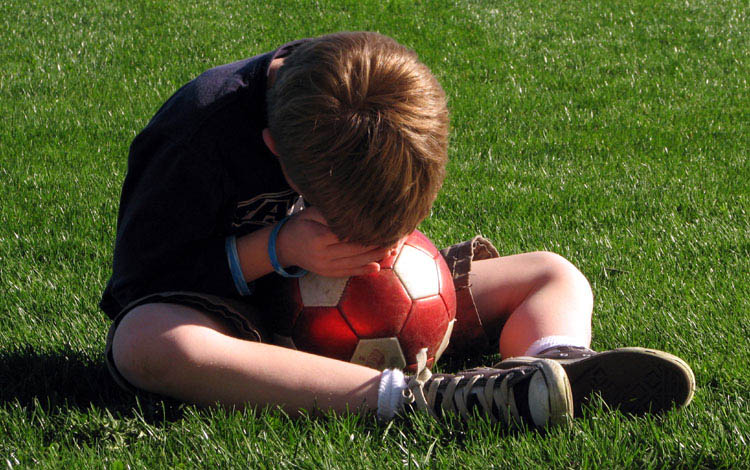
left=531, top=359, right=574, bottom=427
left=502, top=348, right=695, bottom=417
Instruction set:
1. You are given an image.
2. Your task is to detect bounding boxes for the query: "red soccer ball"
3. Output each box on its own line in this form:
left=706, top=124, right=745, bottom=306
left=271, top=230, right=456, bottom=371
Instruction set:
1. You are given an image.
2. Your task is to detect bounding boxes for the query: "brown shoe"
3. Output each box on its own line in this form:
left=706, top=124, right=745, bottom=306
left=405, top=353, right=573, bottom=429
left=495, top=346, right=695, bottom=417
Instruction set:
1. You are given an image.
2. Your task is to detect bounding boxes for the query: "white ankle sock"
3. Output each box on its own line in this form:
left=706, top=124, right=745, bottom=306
left=524, top=335, right=590, bottom=356
left=377, top=369, right=407, bottom=420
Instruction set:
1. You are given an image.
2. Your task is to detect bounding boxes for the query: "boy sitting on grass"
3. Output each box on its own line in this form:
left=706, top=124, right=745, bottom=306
left=101, top=31, right=694, bottom=428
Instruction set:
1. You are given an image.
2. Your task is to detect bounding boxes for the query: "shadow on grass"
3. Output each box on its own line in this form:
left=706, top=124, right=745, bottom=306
left=0, top=346, right=184, bottom=422
left=438, top=348, right=502, bottom=372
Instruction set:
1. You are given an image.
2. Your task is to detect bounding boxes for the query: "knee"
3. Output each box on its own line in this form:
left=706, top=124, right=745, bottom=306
left=532, top=251, right=593, bottom=306
left=110, top=304, right=199, bottom=391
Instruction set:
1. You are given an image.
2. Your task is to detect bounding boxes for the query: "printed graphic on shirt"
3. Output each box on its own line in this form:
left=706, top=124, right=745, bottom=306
left=232, top=189, right=298, bottom=229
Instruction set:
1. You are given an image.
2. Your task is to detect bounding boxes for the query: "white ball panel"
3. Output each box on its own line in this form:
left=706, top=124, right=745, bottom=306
left=393, top=245, right=439, bottom=299
left=433, top=319, right=455, bottom=364
left=351, top=337, right=407, bottom=371
left=299, top=272, right=349, bottom=307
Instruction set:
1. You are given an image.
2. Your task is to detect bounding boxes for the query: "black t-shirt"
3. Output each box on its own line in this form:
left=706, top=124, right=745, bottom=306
left=100, top=41, right=306, bottom=319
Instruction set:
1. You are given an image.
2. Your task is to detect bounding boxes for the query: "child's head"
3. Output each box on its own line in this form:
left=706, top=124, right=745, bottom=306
left=267, top=31, right=449, bottom=247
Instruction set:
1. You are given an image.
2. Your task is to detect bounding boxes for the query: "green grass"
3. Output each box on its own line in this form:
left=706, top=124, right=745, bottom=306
left=1, top=0, right=748, bottom=468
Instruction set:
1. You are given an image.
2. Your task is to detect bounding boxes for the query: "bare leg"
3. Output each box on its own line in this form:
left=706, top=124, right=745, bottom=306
left=111, top=303, right=381, bottom=413
left=469, top=251, right=593, bottom=359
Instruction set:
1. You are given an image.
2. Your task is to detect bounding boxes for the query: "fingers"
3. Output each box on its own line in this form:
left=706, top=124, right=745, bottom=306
left=327, top=242, right=389, bottom=261
left=283, top=208, right=411, bottom=277
left=335, top=247, right=388, bottom=269
left=324, top=262, right=382, bottom=278
left=305, top=245, right=386, bottom=278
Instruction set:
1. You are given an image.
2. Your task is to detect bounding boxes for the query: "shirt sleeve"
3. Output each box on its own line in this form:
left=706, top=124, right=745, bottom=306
left=108, top=131, right=239, bottom=306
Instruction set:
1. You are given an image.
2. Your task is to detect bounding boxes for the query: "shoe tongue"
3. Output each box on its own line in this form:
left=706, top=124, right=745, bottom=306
left=465, top=385, right=483, bottom=411
left=432, top=376, right=485, bottom=417
left=464, top=372, right=533, bottom=424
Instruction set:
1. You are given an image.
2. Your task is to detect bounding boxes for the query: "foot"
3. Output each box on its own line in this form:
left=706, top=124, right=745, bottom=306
left=405, top=353, right=573, bottom=429
left=495, top=346, right=696, bottom=417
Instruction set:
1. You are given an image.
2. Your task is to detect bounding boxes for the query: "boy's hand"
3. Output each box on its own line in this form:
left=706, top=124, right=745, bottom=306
left=275, top=208, right=397, bottom=278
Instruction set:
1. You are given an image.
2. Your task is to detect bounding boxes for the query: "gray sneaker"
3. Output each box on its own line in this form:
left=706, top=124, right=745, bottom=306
left=405, top=354, right=573, bottom=429
left=495, top=346, right=696, bottom=417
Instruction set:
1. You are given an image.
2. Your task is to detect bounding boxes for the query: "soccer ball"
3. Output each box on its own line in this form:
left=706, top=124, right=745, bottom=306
left=270, top=230, right=456, bottom=371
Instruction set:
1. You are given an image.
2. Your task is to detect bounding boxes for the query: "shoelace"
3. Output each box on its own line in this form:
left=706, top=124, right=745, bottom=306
left=404, top=349, right=525, bottom=425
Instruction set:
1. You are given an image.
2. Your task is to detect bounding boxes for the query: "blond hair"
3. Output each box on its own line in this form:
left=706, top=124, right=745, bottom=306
left=267, top=32, right=449, bottom=247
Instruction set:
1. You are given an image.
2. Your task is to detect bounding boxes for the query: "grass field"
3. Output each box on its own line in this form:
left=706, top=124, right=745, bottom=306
left=1, top=0, right=748, bottom=468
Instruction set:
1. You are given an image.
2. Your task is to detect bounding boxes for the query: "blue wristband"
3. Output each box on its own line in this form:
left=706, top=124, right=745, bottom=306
left=268, top=216, right=308, bottom=278
left=225, top=235, right=254, bottom=296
